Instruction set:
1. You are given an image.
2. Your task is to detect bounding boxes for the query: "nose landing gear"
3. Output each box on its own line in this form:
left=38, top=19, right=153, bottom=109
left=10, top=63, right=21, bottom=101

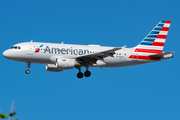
left=25, top=62, right=31, bottom=74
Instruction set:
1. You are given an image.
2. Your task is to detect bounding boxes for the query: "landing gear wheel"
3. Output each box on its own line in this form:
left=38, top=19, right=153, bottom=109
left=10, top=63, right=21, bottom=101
left=84, top=70, right=91, bottom=77
left=77, top=72, right=83, bottom=78
left=25, top=70, right=30, bottom=74
left=25, top=62, right=31, bottom=74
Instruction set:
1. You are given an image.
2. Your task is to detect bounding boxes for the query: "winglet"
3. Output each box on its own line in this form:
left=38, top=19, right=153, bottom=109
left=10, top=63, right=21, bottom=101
left=122, top=45, right=127, bottom=48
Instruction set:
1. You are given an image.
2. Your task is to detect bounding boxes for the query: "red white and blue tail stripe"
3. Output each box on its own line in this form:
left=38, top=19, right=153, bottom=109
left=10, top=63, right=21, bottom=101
left=129, top=20, right=171, bottom=60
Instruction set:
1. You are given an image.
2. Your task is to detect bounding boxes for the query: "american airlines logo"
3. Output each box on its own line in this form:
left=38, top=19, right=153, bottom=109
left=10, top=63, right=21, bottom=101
left=35, top=44, right=44, bottom=53
left=43, top=46, right=90, bottom=55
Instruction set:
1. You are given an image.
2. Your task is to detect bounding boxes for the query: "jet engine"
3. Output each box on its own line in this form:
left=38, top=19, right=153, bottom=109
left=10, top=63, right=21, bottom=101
left=46, top=64, right=63, bottom=72
left=56, top=58, right=76, bottom=69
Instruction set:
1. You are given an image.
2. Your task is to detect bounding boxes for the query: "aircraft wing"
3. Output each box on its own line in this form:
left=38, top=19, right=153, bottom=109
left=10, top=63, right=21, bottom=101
left=74, top=46, right=126, bottom=65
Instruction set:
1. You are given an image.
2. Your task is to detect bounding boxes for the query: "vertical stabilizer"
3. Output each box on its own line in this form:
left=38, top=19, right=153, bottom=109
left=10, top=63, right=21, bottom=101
left=129, top=20, right=171, bottom=60
left=135, top=20, right=171, bottom=54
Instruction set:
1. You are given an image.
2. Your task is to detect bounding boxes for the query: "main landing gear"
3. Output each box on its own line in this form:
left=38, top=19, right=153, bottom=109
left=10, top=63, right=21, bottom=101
left=25, top=62, right=31, bottom=74
left=77, top=68, right=91, bottom=79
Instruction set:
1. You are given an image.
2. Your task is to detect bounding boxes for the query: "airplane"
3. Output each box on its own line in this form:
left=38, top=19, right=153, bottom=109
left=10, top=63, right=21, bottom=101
left=3, top=20, right=174, bottom=78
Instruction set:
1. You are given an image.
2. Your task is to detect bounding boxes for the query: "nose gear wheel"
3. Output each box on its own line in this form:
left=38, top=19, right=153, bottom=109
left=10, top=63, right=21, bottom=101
left=25, top=70, right=30, bottom=74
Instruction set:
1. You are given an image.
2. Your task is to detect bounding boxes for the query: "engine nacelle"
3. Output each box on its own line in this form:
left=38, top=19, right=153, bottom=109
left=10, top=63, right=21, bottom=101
left=56, top=58, right=75, bottom=69
left=46, top=64, right=63, bottom=72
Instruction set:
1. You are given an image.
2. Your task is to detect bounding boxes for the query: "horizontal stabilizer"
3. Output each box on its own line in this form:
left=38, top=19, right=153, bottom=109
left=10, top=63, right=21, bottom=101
left=149, top=51, right=174, bottom=57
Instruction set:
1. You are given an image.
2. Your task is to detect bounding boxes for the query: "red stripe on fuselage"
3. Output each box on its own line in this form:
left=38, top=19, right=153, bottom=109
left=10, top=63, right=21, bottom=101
left=135, top=48, right=162, bottom=53
left=129, top=55, right=161, bottom=60
left=152, top=42, right=165, bottom=46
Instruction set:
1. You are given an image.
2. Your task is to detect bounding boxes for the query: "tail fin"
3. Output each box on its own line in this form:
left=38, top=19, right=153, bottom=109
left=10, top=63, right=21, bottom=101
left=135, top=20, right=171, bottom=54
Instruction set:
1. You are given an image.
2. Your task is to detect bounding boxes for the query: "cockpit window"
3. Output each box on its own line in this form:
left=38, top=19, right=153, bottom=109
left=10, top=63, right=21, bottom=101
left=10, top=46, right=15, bottom=49
left=10, top=46, right=21, bottom=49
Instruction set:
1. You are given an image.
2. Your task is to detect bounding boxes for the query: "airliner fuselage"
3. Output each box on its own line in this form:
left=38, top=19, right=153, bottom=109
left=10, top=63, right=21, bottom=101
left=3, top=42, right=139, bottom=66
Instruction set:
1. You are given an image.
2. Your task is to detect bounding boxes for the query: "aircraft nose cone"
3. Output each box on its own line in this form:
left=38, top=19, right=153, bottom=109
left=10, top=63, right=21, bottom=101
left=3, top=50, right=10, bottom=58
